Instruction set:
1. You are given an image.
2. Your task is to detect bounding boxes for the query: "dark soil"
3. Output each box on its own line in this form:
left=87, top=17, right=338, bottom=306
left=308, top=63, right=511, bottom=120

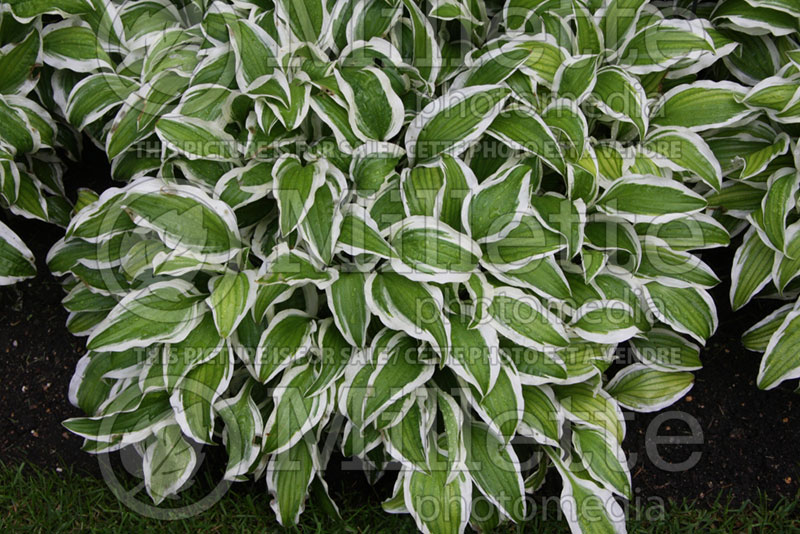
left=2, top=143, right=799, bottom=507
left=0, top=218, right=98, bottom=476
left=623, top=300, right=800, bottom=506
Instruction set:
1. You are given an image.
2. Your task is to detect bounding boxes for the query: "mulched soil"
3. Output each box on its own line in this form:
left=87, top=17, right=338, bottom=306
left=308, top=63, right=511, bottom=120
left=1, top=143, right=799, bottom=507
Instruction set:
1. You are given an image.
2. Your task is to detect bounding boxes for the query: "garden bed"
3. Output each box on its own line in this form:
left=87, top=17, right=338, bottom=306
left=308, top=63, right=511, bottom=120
left=2, top=178, right=799, bottom=508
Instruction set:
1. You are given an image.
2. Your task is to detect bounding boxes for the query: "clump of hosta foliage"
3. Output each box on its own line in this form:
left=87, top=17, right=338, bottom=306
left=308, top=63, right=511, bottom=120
left=22, top=0, right=778, bottom=531
left=0, top=6, right=82, bottom=284
left=691, top=1, right=800, bottom=393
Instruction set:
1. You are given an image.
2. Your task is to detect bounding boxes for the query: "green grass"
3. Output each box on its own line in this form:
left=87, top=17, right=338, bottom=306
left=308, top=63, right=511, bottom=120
left=1, top=462, right=798, bottom=533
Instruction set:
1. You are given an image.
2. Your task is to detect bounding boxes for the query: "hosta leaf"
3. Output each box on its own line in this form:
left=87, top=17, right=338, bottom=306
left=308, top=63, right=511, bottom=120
left=326, top=272, right=371, bottom=348
left=488, top=286, right=569, bottom=350
left=255, top=310, right=316, bottom=384
left=712, top=0, right=800, bottom=36
left=87, top=281, right=205, bottom=352
left=570, top=299, right=640, bottom=344
left=553, top=55, right=597, bottom=103
left=0, top=29, right=40, bottom=95
left=226, top=19, right=277, bottom=89
left=105, top=71, right=190, bottom=159
left=481, top=214, right=566, bottom=269
left=63, top=390, right=173, bottom=444
left=266, top=436, right=318, bottom=526
left=350, top=142, right=404, bottom=196
left=258, top=244, right=338, bottom=288
left=517, top=36, right=569, bottom=87
left=464, top=421, right=525, bottom=523
left=463, top=165, right=532, bottom=242
left=68, top=351, right=140, bottom=417
left=365, top=272, right=451, bottom=358
left=300, top=180, right=343, bottom=265
left=596, top=175, right=707, bottom=223
left=62, top=286, right=116, bottom=313
left=405, top=85, right=510, bottom=164
left=453, top=41, right=532, bottom=88
left=309, top=92, right=361, bottom=153
left=216, top=381, right=264, bottom=480
left=362, top=336, right=432, bottom=426
left=643, top=282, right=717, bottom=344
left=347, top=0, right=403, bottom=43
left=746, top=0, right=800, bottom=17
left=171, top=345, right=233, bottom=444
left=741, top=78, right=799, bottom=113
left=275, top=0, right=329, bottom=45
left=593, top=274, right=650, bottom=332
left=401, top=164, right=445, bottom=218
left=530, top=194, right=586, bottom=259
left=503, top=341, right=569, bottom=385
left=547, top=450, right=626, bottom=534
left=542, top=100, right=588, bottom=158
left=0, top=221, right=36, bottom=285
left=617, top=19, right=714, bottom=74
left=437, top=390, right=467, bottom=482
left=488, top=255, right=572, bottom=301
left=439, top=154, right=477, bottom=233
left=755, top=168, right=799, bottom=253
left=736, top=133, right=791, bottom=180
left=401, top=0, right=441, bottom=87
left=555, top=383, right=624, bottom=443
left=122, top=182, right=240, bottom=261
left=742, top=304, right=793, bottom=353
left=572, top=1, right=603, bottom=53
left=336, top=66, right=404, bottom=142
left=757, top=303, right=800, bottom=389
left=273, top=156, right=327, bottom=236
left=143, top=424, right=197, bottom=505
left=488, top=106, right=565, bottom=174
left=262, top=363, right=330, bottom=454
left=403, top=450, right=471, bottom=534
left=606, top=364, right=694, bottom=412
left=572, top=425, right=631, bottom=499
left=630, top=329, right=702, bottom=372
left=519, top=384, right=562, bottom=446
left=468, top=359, right=523, bottom=443
left=448, top=315, right=499, bottom=397
left=163, top=313, right=224, bottom=392
left=636, top=238, right=720, bottom=288
left=643, top=127, right=722, bottom=191
left=600, top=0, right=648, bottom=51
left=155, top=115, right=238, bottom=160
left=730, top=228, right=774, bottom=310
left=706, top=180, right=765, bottom=213
left=207, top=270, right=257, bottom=338
left=11, top=97, right=56, bottom=148
left=773, top=222, right=800, bottom=292
left=594, top=142, right=625, bottom=181
left=0, top=96, right=35, bottom=153
left=306, top=319, right=353, bottom=395
left=66, top=73, right=138, bottom=130
left=41, top=21, right=113, bottom=72
left=253, top=284, right=293, bottom=323
left=650, top=81, right=752, bottom=132
left=5, top=0, right=91, bottom=20
left=635, top=213, right=730, bottom=251
left=337, top=204, right=395, bottom=258
left=387, top=216, right=481, bottom=282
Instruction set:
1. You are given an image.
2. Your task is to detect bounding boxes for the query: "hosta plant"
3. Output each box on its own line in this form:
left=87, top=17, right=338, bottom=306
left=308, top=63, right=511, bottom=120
left=688, top=0, right=800, bottom=391
left=0, top=7, right=80, bottom=284
left=30, top=0, right=754, bottom=532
